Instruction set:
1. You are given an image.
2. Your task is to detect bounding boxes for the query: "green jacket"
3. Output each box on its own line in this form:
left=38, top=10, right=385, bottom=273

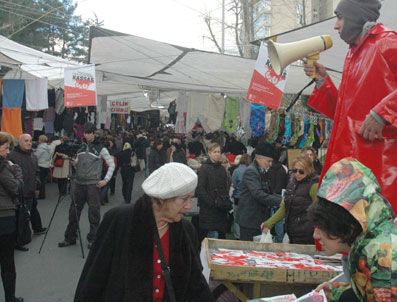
left=318, top=158, right=397, bottom=302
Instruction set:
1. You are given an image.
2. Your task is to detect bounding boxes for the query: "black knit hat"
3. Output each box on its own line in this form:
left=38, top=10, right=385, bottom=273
left=334, top=0, right=381, bottom=45
left=255, top=142, right=274, bottom=159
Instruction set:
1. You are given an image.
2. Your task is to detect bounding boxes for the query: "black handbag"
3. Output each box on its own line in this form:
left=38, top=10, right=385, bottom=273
left=16, top=204, right=32, bottom=246
left=15, top=187, right=32, bottom=246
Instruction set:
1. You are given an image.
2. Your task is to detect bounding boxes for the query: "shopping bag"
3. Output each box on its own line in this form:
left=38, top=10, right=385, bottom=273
left=260, top=231, right=273, bottom=243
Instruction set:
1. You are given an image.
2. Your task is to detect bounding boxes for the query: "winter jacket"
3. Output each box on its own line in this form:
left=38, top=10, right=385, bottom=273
left=196, top=159, right=229, bottom=233
left=75, top=140, right=115, bottom=185
left=307, top=24, right=397, bottom=213
left=8, top=146, right=38, bottom=199
left=231, top=164, right=248, bottom=200
left=284, top=174, right=319, bottom=244
left=237, top=161, right=281, bottom=230
left=148, top=148, right=163, bottom=174
left=35, top=143, right=53, bottom=168
left=0, top=157, right=23, bottom=217
left=74, top=197, right=214, bottom=302
left=318, top=158, right=397, bottom=302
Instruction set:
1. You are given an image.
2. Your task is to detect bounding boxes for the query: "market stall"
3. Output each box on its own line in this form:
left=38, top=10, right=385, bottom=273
left=203, top=238, right=342, bottom=302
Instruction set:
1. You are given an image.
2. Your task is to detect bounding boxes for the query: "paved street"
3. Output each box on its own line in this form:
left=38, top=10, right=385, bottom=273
left=5, top=172, right=145, bottom=302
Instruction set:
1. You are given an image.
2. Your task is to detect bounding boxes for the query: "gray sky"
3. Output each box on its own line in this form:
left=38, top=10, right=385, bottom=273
left=75, top=0, right=225, bottom=50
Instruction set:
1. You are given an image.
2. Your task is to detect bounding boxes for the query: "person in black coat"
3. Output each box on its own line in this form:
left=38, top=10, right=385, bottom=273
left=116, top=142, right=136, bottom=203
left=196, top=143, right=229, bottom=241
left=237, top=143, right=282, bottom=241
left=74, top=163, right=214, bottom=302
left=148, top=139, right=164, bottom=174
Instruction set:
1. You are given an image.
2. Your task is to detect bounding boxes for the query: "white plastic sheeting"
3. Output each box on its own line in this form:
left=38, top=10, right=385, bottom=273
left=0, top=35, right=79, bottom=87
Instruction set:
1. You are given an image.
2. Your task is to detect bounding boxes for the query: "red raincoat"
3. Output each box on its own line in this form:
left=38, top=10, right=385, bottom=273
left=307, top=24, right=397, bottom=213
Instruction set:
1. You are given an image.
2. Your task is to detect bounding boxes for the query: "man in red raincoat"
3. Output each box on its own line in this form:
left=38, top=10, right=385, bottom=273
left=304, top=0, right=397, bottom=213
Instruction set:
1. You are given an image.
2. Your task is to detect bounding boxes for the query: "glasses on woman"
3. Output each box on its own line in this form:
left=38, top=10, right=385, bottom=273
left=291, top=169, right=305, bottom=175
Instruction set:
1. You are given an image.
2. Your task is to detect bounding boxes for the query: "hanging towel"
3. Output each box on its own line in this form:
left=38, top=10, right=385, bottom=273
left=55, top=89, right=65, bottom=114
left=33, top=117, right=44, bottom=131
left=175, top=91, right=188, bottom=134
left=1, top=108, right=23, bottom=138
left=223, top=97, right=240, bottom=133
left=250, top=104, right=265, bottom=137
left=25, top=79, right=48, bottom=110
left=282, top=114, right=292, bottom=145
left=2, top=80, right=25, bottom=108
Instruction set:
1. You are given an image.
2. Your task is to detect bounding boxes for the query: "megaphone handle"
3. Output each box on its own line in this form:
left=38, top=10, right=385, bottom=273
left=306, top=52, right=320, bottom=79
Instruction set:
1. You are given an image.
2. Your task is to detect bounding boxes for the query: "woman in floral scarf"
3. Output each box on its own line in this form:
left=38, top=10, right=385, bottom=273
left=309, top=158, right=397, bottom=302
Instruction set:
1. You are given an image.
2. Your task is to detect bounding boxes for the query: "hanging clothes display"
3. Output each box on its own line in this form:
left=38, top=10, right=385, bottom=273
left=2, top=80, right=24, bottom=108
left=267, top=110, right=280, bottom=143
left=25, top=79, right=48, bottom=110
left=250, top=104, right=265, bottom=137
left=304, top=114, right=316, bottom=147
left=175, top=91, right=188, bottom=134
left=282, top=113, right=292, bottom=145
left=1, top=108, right=23, bottom=137
left=298, top=114, right=310, bottom=148
left=222, top=96, right=240, bottom=133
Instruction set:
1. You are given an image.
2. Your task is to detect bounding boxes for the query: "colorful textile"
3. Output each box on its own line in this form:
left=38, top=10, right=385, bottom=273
left=318, top=158, right=397, bottom=302
left=282, top=114, right=292, bottom=145
left=250, top=104, right=265, bottom=137
left=1, top=108, right=23, bottom=137
left=209, top=248, right=342, bottom=271
left=223, top=97, right=240, bottom=133
left=298, top=115, right=309, bottom=148
left=25, top=79, right=48, bottom=110
left=2, top=80, right=24, bottom=108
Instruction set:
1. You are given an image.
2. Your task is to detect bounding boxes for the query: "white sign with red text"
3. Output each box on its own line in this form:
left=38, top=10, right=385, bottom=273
left=109, top=100, right=130, bottom=114
left=246, top=42, right=288, bottom=109
left=64, top=65, right=97, bottom=107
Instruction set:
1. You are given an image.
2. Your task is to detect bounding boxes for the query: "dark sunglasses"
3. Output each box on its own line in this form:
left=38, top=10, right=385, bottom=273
left=291, top=169, right=305, bottom=175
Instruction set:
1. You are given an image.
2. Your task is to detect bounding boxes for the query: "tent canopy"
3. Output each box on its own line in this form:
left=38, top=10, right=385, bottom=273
left=90, top=27, right=256, bottom=97
left=0, top=35, right=79, bottom=87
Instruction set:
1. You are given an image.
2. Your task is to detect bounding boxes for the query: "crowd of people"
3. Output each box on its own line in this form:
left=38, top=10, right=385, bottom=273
left=1, top=0, right=397, bottom=300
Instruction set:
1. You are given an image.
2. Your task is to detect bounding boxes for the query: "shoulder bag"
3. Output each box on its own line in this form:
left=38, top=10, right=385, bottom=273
left=153, top=230, right=176, bottom=302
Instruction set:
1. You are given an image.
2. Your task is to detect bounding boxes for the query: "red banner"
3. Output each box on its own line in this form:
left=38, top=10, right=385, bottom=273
left=64, top=65, right=97, bottom=107
left=246, top=42, right=288, bottom=109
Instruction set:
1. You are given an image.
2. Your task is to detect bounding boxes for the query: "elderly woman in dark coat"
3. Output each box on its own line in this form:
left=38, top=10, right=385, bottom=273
left=0, top=132, right=24, bottom=302
left=74, top=162, right=214, bottom=302
left=196, top=142, right=230, bottom=241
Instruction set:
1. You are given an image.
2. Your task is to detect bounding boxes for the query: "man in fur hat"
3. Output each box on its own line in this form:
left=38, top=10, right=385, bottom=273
left=304, top=0, right=397, bottom=212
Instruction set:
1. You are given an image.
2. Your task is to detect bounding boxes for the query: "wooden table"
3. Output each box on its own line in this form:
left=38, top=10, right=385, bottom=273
left=203, top=238, right=341, bottom=302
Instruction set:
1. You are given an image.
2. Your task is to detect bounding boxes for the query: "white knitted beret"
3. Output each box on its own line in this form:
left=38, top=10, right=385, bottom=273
left=142, top=162, right=198, bottom=199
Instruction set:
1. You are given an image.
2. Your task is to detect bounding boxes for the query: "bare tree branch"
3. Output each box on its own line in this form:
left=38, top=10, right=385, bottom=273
left=204, top=14, right=223, bottom=53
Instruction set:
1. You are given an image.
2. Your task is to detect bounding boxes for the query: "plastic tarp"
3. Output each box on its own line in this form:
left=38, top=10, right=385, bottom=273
left=90, top=27, right=256, bottom=97
left=0, top=35, right=78, bottom=87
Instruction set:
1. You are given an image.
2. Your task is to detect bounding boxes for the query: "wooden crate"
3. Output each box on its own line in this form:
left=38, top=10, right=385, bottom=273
left=204, top=238, right=341, bottom=285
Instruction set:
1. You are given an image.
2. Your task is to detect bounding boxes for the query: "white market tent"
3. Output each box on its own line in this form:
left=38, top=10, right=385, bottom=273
left=89, top=27, right=316, bottom=112
left=90, top=0, right=396, bottom=110
left=0, top=35, right=79, bottom=87
left=89, top=27, right=255, bottom=97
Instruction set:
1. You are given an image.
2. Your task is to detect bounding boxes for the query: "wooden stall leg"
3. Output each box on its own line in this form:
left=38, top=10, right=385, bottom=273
left=223, top=281, right=249, bottom=302
left=252, top=282, right=261, bottom=298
